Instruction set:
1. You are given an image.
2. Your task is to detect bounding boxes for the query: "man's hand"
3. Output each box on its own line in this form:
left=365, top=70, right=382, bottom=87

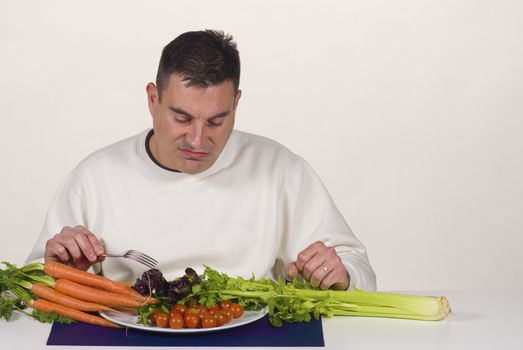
left=44, top=225, right=105, bottom=271
left=287, top=241, right=350, bottom=290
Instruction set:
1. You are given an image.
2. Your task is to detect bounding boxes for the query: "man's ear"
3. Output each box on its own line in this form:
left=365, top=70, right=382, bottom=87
left=233, top=89, right=242, bottom=111
left=146, top=82, right=159, bottom=114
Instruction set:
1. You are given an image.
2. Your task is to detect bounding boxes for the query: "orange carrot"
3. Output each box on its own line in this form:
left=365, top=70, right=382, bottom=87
left=31, top=299, right=120, bottom=328
left=114, top=281, right=133, bottom=288
left=31, top=283, right=110, bottom=312
left=44, top=261, right=150, bottom=302
left=54, top=279, right=152, bottom=308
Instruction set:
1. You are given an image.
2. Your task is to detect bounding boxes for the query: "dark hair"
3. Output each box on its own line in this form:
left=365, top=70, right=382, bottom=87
left=156, top=30, right=240, bottom=100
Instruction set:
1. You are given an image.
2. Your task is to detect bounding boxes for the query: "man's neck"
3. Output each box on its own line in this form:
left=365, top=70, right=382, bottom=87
left=145, top=130, right=181, bottom=173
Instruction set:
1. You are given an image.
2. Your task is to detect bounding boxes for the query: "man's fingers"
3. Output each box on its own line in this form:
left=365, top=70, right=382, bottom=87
left=44, top=225, right=103, bottom=269
left=45, top=240, right=71, bottom=262
left=86, top=233, right=105, bottom=256
left=74, top=226, right=104, bottom=260
left=295, top=241, right=326, bottom=272
left=302, top=245, right=336, bottom=280
left=61, top=235, right=85, bottom=263
left=318, top=265, right=348, bottom=290
left=294, top=241, right=350, bottom=290
left=308, top=262, right=332, bottom=288
left=75, top=233, right=100, bottom=263
left=287, top=262, right=299, bottom=279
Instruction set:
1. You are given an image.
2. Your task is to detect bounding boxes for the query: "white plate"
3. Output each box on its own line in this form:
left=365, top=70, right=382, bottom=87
left=99, top=307, right=268, bottom=333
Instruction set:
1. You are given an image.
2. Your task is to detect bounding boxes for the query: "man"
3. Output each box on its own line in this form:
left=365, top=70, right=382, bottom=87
left=27, top=30, right=376, bottom=291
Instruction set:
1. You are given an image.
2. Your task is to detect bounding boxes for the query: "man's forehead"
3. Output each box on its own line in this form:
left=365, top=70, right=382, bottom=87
left=163, top=78, right=235, bottom=117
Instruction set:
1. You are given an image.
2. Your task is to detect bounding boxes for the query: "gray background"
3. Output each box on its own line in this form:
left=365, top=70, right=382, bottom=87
left=1, top=0, right=521, bottom=290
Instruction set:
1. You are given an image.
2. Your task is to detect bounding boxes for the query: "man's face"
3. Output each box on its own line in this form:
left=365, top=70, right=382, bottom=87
left=146, top=74, right=241, bottom=174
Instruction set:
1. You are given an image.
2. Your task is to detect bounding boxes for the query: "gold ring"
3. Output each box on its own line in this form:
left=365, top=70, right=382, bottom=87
left=320, top=264, right=329, bottom=273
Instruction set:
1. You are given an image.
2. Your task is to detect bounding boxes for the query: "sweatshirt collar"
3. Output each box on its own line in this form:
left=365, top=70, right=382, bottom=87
left=137, top=128, right=232, bottom=180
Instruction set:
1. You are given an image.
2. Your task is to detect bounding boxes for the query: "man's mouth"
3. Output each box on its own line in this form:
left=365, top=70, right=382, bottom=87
left=180, top=148, right=209, bottom=159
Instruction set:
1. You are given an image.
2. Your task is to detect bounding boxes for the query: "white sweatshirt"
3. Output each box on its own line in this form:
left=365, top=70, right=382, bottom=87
left=27, top=129, right=376, bottom=290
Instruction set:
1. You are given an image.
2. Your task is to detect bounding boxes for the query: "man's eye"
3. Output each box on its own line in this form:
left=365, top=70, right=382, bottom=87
left=174, top=116, right=191, bottom=124
left=207, top=119, right=224, bottom=127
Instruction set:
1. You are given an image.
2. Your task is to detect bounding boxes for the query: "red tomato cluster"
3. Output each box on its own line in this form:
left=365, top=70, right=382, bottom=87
left=150, top=299, right=244, bottom=329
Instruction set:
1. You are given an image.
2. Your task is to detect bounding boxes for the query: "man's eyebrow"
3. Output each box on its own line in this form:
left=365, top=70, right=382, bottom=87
left=169, top=106, right=230, bottom=120
left=169, top=106, right=193, bottom=118
left=208, top=111, right=230, bottom=120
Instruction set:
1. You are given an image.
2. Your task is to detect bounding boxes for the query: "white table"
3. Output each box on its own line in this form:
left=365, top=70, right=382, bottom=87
left=1, top=290, right=522, bottom=349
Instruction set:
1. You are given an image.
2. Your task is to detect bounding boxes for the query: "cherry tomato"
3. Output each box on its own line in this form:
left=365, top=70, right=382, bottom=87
left=155, top=312, right=170, bottom=328
left=169, top=313, right=184, bottom=329
left=230, top=303, right=244, bottom=318
left=169, top=307, right=182, bottom=319
left=215, top=312, right=227, bottom=326
left=199, top=311, right=212, bottom=320
left=173, top=303, right=187, bottom=315
left=196, top=305, right=209, bottom=314
left=184, top=313, right=201, bottom=329
left=222, top=309, right=233, bottom=323
left=208, top=305, right=221, bottom=315
left=149, top=310, right=162, bottom=324
left=218, top=300, right=233, bottom=309
left=201, top=316, right=217, bottom=328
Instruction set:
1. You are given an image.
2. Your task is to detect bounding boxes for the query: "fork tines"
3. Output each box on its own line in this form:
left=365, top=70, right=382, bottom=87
left=127, top=250, right=159, bottom=269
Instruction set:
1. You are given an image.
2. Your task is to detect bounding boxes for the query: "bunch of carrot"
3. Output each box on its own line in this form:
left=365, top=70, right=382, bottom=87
left=0, top=261, right=158, bottom=328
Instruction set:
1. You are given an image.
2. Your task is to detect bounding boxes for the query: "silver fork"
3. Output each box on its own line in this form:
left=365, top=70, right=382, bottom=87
left=104, top=250, right=159, bottom=269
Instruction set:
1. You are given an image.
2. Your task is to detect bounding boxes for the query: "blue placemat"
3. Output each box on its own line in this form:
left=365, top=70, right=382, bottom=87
left=47, top=315, right=324, bottom=347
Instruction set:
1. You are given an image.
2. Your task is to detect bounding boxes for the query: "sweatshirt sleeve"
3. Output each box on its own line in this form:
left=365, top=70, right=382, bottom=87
left=279, top=157, right=377, bottom=291
left=25, top=171, right=87, bottom=263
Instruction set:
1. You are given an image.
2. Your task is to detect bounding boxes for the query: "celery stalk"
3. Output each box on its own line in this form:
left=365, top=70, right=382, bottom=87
left=292, top=289, right=451, bottom=319
left=189, top=266, right=451, bottom=326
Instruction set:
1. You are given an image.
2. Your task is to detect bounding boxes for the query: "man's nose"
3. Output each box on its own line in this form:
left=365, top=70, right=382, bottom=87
left=188, top=123, right=205, bottom=149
